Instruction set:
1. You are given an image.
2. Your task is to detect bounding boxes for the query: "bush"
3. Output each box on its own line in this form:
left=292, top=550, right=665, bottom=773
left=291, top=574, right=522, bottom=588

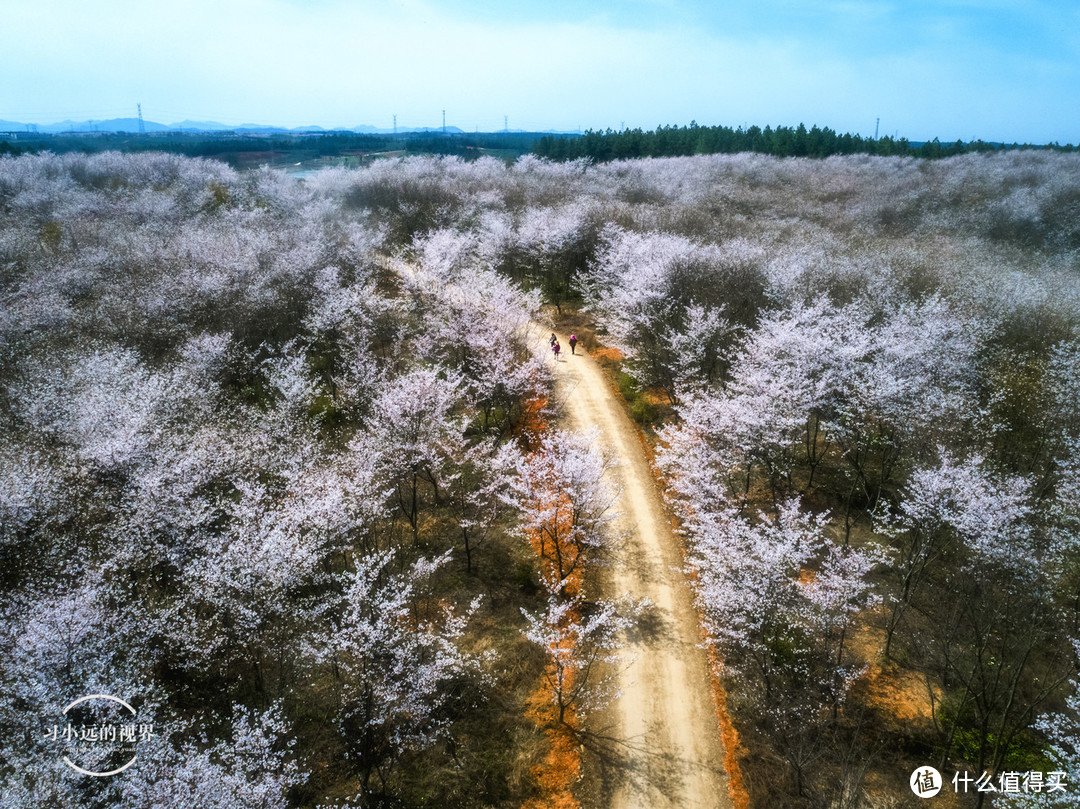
left=630, top=398, right=655, bottom=424
left=615, top=370, right=638, bottom=402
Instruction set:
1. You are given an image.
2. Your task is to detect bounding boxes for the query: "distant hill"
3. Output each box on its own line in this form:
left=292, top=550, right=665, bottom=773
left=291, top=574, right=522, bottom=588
left=0, top=118, right=538, bottom=136
left=46, top=118, right=172, bottom=133
left=169, top=120, right=236, bottom=132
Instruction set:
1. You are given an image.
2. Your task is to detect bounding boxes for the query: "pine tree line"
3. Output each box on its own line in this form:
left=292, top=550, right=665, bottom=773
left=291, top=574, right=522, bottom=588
left=533, top=121, right=1076, bottom=162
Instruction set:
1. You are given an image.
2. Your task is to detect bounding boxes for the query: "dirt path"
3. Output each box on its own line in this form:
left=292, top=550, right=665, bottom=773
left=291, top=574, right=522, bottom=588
left=546, top=333, right=733, bottom=809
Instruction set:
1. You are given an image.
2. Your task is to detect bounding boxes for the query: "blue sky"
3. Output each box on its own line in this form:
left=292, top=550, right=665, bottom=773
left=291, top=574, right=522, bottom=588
left=2, top=0, right=1077, bottom=142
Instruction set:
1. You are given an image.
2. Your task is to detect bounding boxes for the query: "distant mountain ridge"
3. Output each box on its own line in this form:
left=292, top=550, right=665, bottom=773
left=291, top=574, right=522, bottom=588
left=0, top=117, right=566, bottom=135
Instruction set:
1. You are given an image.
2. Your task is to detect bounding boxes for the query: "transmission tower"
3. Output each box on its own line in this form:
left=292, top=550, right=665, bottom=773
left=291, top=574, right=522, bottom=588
left=874, top=117, right=880, bottom=140
left=504, top=115, right=508, bottom=132
left=137, top=103, right=145, bottom=134
left=442, top=109, right=446, bottom=133
left=393, top=114, right=397, bottom=135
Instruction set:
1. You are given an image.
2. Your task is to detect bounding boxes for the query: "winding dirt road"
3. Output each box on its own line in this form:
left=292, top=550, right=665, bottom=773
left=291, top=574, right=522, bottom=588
left=547, top=333, right=733, bottom=809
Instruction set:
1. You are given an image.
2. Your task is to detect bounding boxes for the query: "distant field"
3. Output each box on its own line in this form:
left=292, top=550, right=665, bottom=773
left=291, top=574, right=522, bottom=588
left=0, top=130, right=545, bottom=168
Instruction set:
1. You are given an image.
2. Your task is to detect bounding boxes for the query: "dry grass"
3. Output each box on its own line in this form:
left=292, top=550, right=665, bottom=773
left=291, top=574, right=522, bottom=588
left=849, top=624, right=939, bottom=727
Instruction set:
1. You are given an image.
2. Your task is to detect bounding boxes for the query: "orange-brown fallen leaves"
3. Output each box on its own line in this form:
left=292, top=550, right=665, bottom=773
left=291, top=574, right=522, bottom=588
left=517, top=393, right=584, bottom=809
left=590, top=346, right=625, bottom=364
left=705, top=644, right=751, bottom=809
left=523, top=667, right=581, bottom=809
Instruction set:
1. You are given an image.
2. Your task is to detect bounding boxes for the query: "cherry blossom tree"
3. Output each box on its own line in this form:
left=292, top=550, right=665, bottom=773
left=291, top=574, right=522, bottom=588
left=1047, top=436, right=1080, bottom=576
left=447, top=438, right=514, bottom=573
left=404, top=229, right=548, bottom=435
left=502, top=427, right=618, bottom=594
left=520, top=584, right=633, bottom=726
left=883, top=450, right=1073, bottom=783
left=686, top=499, right=879, bottom=795
left=118, top=704, right=302, bottom=809
left=352, top=367, right=467, bottom=545
left=1002, top=648, right=1080, bottom=808
left=306, top=550, right=484, bottom=794
left=658, top=297, right=873, bottom=507
left=884, top=449, right=1035, bottom=654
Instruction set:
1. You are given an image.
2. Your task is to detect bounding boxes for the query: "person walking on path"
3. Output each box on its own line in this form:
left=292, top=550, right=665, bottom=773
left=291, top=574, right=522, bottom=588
left=550, top=332, right=557, bottom=350
left=569, top=333, right=578, bottom=355
left=552, top=340, right=561, bottom=361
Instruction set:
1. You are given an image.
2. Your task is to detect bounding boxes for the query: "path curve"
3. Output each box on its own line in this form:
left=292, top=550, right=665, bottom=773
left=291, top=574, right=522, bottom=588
left=547, top=332, right=733, bottom=809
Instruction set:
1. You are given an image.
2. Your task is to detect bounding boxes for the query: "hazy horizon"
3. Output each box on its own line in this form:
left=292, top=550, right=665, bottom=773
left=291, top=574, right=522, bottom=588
left=4, top=0, right=1078, bottom=145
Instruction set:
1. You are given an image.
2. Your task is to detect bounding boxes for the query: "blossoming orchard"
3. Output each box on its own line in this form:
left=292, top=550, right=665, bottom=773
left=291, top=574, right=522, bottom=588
left=1, top=147, right=1079, bottom=807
